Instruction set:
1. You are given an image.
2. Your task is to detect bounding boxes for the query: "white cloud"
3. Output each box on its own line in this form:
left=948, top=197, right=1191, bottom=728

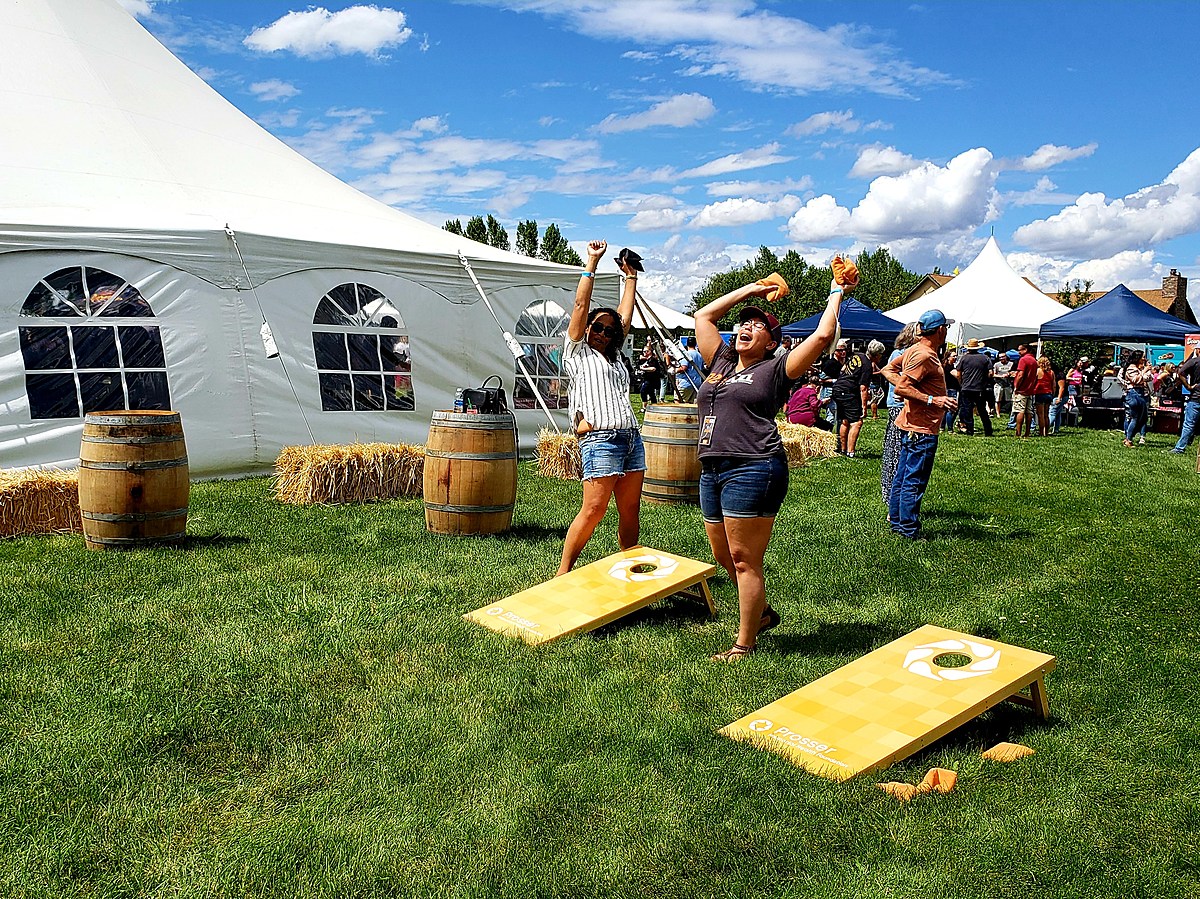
left=689, top=195, right=803, bottom=229
left=1006, top=176, right=1078, bottom=208
left=595, top=93, right=716, bottom=134
left=250, top=79, right=300, bottom=102
left=628, top=209, right=691, bottom=232
left=1006, top=249, right=1161, bottom=291
left=490, top=0, right=954, bottom=97
left=681, top=142, right=793, bottom=179
left=590, top=196, right=679, bottom=215
left=849, top=145, right=921, bottom=178
left=788, top=147, right=999, bottom=244
left=1015, top=143, right=1098, bottom=172
left=257, top=108, right=301, bottom=129
left=787, top=109, right=886, bottom=139
left=705, top=177, right=813, bottom=199
left=245, top=6, right=413, bottom=58
left=1014, top=148, right=1200, bottom=256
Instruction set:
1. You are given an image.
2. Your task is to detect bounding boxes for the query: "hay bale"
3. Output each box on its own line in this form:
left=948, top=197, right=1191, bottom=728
left=274, top=443, right=425, bottom=505
left=777, top=421, right=838, bottom=466
left=535, top=429, right=581, bottom=480
left=0, top=468, right=82, bottom=538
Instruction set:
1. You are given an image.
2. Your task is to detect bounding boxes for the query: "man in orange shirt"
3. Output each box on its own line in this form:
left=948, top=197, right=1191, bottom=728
left=880, top=309, right=958, bottom=539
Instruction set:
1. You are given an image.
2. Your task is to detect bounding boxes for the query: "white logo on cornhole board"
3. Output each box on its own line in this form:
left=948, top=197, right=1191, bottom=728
left=608, top=553, right=679, bottom=582
left=903, top=638, right=1001, bottom=681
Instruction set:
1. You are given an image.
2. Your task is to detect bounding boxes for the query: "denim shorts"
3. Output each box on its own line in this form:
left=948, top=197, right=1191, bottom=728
left=579, top=428, right=647, bottom=480
left=699, top=454, right=788, bottom=523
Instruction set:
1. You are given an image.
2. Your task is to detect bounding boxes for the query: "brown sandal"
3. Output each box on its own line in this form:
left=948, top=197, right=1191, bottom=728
left=758, top=605, right=781, bottom=635
left=711, top=643, right=756, bottom=663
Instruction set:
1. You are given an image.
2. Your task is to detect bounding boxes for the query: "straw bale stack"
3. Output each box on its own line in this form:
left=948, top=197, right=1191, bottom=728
left=274, top=443, right=425, bottom=505
left=0, top=468, right=82, bottom=538
left=535, top=428, right=582, bottom=480
left=777, top=421, right=838, bottom=466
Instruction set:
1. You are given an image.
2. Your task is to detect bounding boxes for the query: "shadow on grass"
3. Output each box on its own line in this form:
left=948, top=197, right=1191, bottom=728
left=899, top=699, right=1064, bottom=767
left=589, top=592, right=714, bottom=639
left=772, top=620, right=909, bottom=658
left=490, top=523, right=568, bottom=542
left=179, top=533, right=252, bottom=549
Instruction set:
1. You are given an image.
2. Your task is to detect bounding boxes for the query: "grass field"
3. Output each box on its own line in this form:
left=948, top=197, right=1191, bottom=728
left=2, top=419, right=1198, bottom=898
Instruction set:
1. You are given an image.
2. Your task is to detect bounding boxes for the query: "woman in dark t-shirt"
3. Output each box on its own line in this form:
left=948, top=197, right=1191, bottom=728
left=694, top=267, right=849, bottom=662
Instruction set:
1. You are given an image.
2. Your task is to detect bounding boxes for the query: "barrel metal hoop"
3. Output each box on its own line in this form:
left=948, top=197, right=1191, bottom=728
left=424, top=502, right=514, bottom=514
left=641, top=435, right=698, bottom=446
left=79, top=457, right=189, bottom=471
left=82, top=509, right=187, bottom=523
left=84, top=413, right=181, bottom=426
left=81, top=434, right=184, bottom=446
left=84, top=535, right=184, bottom=547
left=425, top=450, right=516, bottom=461
left=429, top=414, right=515, bottom=429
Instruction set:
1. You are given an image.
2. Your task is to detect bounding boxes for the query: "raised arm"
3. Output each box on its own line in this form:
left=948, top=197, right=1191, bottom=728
left=784, top=281, right=846, bottom=379
left=694, top=281, right=773, bottom=364
left=616, top=256, right=638, bottom=334
left=566, top=240, right=607, bottom=342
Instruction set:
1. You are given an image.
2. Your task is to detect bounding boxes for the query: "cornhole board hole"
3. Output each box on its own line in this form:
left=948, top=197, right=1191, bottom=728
left=720, top=625, right=1056, bottom=782
left=465, top=546, right=716, bottom=645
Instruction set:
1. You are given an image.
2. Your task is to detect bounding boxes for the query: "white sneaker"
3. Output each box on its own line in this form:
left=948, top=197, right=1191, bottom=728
left=1138, top=437, right=1146, bottom=446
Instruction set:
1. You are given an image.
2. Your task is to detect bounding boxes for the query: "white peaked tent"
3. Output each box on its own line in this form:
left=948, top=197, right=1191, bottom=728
left=0, top=0, right=601, bottom=475
left=884, top=237, right=1067, bottom=345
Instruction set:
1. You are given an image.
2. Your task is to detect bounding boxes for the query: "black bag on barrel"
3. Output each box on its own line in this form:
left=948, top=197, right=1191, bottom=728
left=461, top=375, right=509, bottom=414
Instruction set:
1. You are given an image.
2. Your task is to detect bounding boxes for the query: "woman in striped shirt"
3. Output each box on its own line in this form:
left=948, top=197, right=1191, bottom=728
left=557, top=240, right=644, bottom=575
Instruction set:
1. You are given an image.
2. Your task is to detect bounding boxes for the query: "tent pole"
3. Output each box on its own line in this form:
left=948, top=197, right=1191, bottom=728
left=633, top=289, right=706, bottom=388
left=225, top=225, right=316, bottom=444
left=458, top=253, right=561, bottom=433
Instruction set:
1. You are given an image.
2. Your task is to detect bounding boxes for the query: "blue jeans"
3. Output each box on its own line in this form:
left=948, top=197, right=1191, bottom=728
left=1123, top=392, right=1148, bottom=443
left=579, top=428, right=646, bottom=480
left=699, top=454, right=788, bottom=523
left=888, top=431, right=939, bottom=538
left=1173, top=399, right=1200, bottom=452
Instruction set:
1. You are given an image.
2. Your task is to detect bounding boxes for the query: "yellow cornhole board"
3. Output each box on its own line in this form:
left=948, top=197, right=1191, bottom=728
left=720, top=624, right=1056, bottom=781
left=465, top=546, right=716, bottom=645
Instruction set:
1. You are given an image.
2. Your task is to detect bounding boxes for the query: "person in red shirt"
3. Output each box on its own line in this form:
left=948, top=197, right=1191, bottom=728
left=1033, top=355, right=1055, bottom=437
left=1011, top=344, right=1039, bottom=438
left=880, top=309, right=958, bottom=539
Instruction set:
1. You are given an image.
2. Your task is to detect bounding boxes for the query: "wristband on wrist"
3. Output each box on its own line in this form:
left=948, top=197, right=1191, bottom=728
left=580, top=271, right=595, bottom=279
left=927, top=394, right=933, bottom=405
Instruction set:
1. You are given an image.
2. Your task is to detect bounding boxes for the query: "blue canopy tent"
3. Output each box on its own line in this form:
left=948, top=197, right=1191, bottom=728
left=781, top=297, right=904, bottom=342
left=1038, top=284, right=1194, bottom=343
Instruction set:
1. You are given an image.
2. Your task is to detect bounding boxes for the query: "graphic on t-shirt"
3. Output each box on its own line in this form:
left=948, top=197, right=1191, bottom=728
left=725, top=371, right=757, bottom=386
left=700, top=415, right=716, bottom=445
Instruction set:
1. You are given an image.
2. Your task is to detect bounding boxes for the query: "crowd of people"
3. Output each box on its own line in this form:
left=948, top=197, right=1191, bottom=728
left=555, top=241, right=1197, bottom=660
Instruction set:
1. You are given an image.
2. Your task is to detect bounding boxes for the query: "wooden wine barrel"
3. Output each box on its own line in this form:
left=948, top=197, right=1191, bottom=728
left=641, top=403, right=700, bottom=504
left=78, top=410, right=189, bottom=550
left=423, top=411, right=517, bottom=535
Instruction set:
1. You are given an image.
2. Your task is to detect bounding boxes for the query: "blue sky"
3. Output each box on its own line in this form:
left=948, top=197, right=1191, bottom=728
left=124, top=0, right=1200, bottom=310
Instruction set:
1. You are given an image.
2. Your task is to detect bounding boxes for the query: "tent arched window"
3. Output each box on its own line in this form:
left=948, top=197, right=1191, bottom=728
left=514, top=297, right=570, bottom=409
left=312, top=283, right=414, bottom=412
left=18, top=266, right=170, bottom=419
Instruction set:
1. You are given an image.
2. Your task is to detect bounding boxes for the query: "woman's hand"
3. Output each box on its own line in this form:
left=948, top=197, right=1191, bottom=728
left=586, top=240, right=607, bottom=265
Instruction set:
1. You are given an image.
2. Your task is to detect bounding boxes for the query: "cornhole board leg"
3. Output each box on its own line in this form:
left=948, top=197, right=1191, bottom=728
left=465, top=546, right=717, bottom=645
left=1003, top=674, right=1051, bottom=719
left=679, top=578, right=717, bottom=616
left=720, top=625, right=1057, bottom=781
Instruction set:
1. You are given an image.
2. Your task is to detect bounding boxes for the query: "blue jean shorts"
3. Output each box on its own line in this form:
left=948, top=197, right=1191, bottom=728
left=579, top=428, right=647, bottom=480
left=699, top=454, right=788, bottom=523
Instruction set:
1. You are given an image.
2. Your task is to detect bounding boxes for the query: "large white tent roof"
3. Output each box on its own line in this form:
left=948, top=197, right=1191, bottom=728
left=885, top=237, right=1067, bottom=344
left=0, top=0, right=581, bottom=296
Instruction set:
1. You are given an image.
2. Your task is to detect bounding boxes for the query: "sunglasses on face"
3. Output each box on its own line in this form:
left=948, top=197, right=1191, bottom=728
left=589, top=321, right=621, bottom=339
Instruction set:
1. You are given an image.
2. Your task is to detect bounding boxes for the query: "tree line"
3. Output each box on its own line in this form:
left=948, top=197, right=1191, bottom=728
left=444, top=215, right=582, bottom=266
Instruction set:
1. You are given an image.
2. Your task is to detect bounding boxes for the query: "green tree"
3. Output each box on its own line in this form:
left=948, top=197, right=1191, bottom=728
left=539, top=224, right=583, bottom=266
left=485, top=215, right=510, bottom=251
left=443, top=219, right=464, bottom=236
left=516, top=220, right=539, bottom=257
left=464, top=216, right=488, bottom=244
left=853, top=247, right=920, bottom=312
left=1056, top=278, right=1095, bottom=309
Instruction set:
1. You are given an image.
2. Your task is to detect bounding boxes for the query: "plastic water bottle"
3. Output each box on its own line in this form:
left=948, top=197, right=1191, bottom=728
left=454, top=388, right=465, bottom=413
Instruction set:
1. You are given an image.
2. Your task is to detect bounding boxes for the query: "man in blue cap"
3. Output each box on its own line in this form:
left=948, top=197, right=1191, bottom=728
left=880, top=309, right=958, bottom=539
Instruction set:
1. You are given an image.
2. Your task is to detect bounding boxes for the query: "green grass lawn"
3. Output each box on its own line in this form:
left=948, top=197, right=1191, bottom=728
left=2, top=421, right=1198, bottom=898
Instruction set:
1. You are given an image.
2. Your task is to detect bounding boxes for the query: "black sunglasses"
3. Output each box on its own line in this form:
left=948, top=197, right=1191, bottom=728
left=589, top=321, right=621, bottom=339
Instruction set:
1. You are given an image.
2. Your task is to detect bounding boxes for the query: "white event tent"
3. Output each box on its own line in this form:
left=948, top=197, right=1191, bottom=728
left=885, top=237, right=1067, bottom=345
left=0, top=0, right=602, bottom=475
